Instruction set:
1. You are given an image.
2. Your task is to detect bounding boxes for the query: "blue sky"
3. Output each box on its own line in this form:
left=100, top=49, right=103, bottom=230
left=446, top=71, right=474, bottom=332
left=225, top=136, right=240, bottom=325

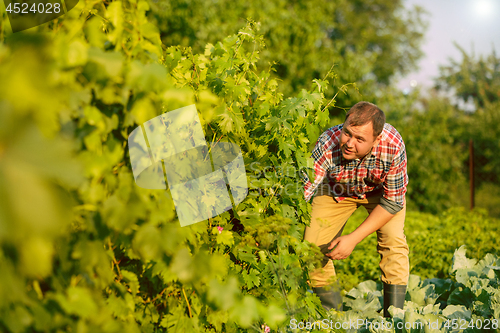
left=397, top=0, right=500, bottom=93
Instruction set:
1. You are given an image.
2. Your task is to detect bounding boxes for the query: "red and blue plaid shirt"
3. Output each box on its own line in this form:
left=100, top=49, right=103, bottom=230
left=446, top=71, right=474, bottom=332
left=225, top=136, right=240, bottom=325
left=302, top=123, right=408, bottom=208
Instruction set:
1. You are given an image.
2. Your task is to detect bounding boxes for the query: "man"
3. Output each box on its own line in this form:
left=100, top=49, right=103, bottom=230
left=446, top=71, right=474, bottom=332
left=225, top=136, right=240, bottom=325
left=301, top=101, right=409, bottom=317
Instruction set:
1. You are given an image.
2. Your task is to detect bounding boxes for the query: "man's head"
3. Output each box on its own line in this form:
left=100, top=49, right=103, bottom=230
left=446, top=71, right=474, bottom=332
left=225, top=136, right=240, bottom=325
left=340, top=101, right=386, bottom=160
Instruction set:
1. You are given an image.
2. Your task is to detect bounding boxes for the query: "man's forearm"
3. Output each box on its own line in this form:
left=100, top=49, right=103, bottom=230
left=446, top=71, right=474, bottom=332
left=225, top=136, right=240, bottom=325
left=350, top=204, right=394, bottom=244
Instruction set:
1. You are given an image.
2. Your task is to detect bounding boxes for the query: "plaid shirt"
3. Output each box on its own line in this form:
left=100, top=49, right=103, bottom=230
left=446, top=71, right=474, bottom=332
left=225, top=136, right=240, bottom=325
left=302, top=123, right=408, bottom=208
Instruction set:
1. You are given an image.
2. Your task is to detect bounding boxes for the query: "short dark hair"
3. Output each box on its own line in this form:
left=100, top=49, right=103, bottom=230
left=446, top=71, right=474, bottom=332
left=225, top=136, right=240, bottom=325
left=344, top=101, right=386, bottom=137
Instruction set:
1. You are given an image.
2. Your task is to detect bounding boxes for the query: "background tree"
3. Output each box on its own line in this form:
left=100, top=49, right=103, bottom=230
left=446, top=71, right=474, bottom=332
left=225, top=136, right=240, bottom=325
left=384, top=91, right=469, bottom=214
left=148, top=0, right=428, bottom=112
left=436, top=45, right=500, bottom=109
left=435, top=47, right=500, bottom=217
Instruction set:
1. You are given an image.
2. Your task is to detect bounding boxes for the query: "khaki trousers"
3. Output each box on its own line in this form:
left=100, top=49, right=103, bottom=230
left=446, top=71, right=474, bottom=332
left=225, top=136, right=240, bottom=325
left=304, top=194, right=409, bottom=287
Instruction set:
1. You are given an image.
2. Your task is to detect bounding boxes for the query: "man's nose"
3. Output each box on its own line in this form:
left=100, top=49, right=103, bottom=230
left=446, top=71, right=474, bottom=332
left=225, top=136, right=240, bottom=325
left=346, top=137, right=354, bottom=147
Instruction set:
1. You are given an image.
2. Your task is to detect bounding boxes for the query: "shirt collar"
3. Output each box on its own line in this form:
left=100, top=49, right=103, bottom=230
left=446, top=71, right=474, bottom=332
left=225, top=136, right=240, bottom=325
left=371, top=128, right=387, bottom=157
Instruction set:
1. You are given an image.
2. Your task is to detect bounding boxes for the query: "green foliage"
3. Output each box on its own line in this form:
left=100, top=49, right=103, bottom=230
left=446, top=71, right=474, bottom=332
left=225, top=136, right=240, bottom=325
left=336, top=207, right=500, bottom=291
left=475, top=182, right=500, bottom=218
left=305, top=247, right=500, bottom=333
left=434, top=47, right=500, bottom=217
left=0, top=0, right=341, bottom=331
left=0, top=0, right=496, bottom=331
left=147, top=0, right=428, bottom=107
left=387, top=94, right=469, bottom=214
left=436, top=45, right=500, bottom=109
left=467, top=101, right=500, bottom=192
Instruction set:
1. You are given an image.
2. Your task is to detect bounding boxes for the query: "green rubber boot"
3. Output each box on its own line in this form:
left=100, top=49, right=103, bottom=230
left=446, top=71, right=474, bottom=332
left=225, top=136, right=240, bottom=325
left=312, top=283, right=343, bottom=311
left=383, top=283, right=406, bottom=318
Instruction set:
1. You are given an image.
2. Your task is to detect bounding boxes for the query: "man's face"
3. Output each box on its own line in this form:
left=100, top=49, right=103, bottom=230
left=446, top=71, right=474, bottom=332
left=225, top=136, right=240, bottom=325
left=340, top=120, right=381, bottom=160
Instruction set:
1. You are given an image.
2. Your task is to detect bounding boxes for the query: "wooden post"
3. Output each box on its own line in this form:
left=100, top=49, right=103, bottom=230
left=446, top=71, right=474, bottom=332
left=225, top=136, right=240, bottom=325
left=469, top=139, right=474, bottom=210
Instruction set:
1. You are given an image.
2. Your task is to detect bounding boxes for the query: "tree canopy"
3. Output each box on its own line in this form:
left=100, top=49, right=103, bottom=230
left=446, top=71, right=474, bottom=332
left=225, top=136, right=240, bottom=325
left=148, top=0, right=428, bottom=108
left=436, top=44, right=500, bottom=109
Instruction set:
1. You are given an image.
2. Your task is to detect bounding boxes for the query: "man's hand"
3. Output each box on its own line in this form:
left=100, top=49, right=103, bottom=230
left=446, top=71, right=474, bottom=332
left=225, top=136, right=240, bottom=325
left=324, top=204, right=395, bottom=260
left=325, top=234, right=359, bottom=260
